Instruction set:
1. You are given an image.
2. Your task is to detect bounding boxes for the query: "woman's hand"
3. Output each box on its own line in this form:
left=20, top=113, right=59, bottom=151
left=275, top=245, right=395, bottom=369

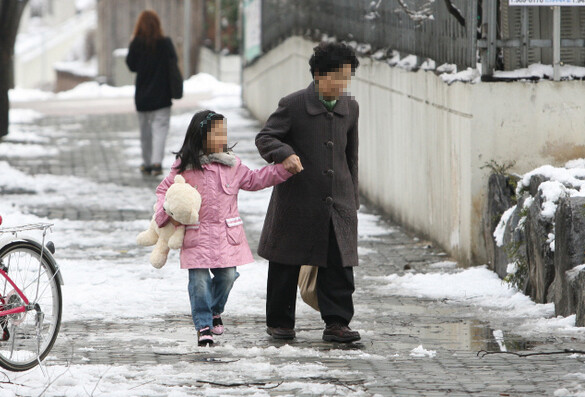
left=170, top=218, right=181, bottom=226
left=282, top=154, right=303, bottom=174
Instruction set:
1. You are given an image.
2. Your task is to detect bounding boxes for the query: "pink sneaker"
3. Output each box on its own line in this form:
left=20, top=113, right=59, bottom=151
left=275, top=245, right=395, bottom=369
left=211, top=315, right=224, bottom=335
left=198, top=327, right=213, bottom=346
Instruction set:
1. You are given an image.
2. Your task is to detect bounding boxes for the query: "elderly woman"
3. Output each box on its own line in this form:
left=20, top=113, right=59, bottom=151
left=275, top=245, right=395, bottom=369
left=256, top=42, right=361, bottom=343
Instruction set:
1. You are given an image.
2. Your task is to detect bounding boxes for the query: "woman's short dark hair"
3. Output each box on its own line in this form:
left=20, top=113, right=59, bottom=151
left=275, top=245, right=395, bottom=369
left=309, top=42, right=360, bottom=78
left=174, top=110, right=225, bottom=173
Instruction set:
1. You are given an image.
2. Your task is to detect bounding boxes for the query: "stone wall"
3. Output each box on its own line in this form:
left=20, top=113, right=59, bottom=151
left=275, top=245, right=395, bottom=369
left=486, top=169, right=585, bottom=326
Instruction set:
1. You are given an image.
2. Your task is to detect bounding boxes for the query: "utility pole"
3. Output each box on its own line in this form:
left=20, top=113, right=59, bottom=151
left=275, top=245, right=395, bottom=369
left=183, top=0, right=191, bottom=79
left=215, top=0, right=221, bottom=79
left=0, top=0, right=29, bottom=137
left=552, top=6, right=561, bottom=81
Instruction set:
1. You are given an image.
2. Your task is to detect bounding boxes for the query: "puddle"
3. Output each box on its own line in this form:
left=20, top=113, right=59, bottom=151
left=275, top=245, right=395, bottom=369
left=358, top=296, right=547, bottom=355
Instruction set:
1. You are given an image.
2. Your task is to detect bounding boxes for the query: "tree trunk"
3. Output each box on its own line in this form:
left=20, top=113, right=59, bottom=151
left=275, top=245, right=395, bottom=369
left=0, top=0, right=28, bottom=137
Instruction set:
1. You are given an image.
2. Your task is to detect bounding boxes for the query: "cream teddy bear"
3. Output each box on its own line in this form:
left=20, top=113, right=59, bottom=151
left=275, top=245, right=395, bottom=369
left=137, top=174, right=201, bottom=268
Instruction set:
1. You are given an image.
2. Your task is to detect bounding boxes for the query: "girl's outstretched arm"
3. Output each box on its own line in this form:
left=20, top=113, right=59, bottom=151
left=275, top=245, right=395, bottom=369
left=236, top=161, right=293, bottom=192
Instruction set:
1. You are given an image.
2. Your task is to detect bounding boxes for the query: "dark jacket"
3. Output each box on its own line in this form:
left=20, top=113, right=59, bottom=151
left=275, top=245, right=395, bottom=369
left=255, top=82, right=359, bottom=268
left=126, top=37, right=176, bottom=112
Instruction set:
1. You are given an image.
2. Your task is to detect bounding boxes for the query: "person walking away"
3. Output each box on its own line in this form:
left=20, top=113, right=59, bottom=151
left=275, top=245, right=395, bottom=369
left=256, top=42, right=361, bottom=343
left=126, top=9, right=179, bottom=176
left=155, top=110, right=295, bottom=346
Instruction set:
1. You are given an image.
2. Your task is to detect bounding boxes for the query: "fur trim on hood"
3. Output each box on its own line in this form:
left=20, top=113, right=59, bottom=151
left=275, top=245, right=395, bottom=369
left=200, top=151, right=237, bottom=167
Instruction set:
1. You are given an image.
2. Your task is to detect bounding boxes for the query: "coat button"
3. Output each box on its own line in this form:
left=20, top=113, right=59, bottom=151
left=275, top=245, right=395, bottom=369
left=327, top=169, right=335, bottom=177
left=326, top=113, right=333, bottom=120
left=326, top=141, right=334, bottom=148
left=225, top=183, right=229, bottom=188
left=325, top=196, right=334, bottom=205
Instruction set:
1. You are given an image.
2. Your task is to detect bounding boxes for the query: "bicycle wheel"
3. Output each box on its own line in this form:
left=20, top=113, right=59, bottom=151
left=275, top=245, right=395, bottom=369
left=0, top=241, right=62, bottom=371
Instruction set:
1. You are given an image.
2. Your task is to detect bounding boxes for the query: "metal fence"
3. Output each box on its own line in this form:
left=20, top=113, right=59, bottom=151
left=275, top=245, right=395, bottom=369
left=260, top=0, right=478, bottom=70
left=258, top=0, right=585, bottom=76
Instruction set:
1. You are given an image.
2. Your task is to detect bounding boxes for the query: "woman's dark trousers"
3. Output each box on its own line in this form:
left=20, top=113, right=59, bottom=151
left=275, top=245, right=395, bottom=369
left=266, top=225, right=355, bottom=329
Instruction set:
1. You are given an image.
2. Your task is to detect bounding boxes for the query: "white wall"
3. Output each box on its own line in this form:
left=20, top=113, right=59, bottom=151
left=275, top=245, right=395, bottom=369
left=198, top=47, right=242, bottom=84
left=15, top=8, right=95, bottom=89
left=243, top=36, right=585, bottom=265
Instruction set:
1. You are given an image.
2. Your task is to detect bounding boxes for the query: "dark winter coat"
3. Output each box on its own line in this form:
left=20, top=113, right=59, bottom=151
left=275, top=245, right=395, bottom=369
left=255, top=82, right=359, bottom=268
left=126, top=37, right=176, bottom=112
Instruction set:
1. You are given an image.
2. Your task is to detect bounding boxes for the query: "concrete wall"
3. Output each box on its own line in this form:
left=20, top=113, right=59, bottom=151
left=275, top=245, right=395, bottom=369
left=198, top=47, right=242, bottom=84
left=15, top=8, right=94, bottom=89
left=243, top=36, right=585, bottom=265
left=97, top=0, right=204, bottom=84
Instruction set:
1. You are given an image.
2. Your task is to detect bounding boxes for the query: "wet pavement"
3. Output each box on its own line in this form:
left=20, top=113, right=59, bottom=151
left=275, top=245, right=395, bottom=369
left=2, top=96, right=585, bottom=396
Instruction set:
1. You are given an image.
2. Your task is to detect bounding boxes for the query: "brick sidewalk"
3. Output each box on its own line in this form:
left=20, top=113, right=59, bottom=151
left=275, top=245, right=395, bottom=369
left=2, top=99, right=584, bottom=396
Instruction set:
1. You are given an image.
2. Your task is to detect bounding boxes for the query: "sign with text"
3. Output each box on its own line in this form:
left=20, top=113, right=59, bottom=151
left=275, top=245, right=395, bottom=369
left=510, top=0, right=585, bottom=5
left=244, top=0, right=262, bottom=62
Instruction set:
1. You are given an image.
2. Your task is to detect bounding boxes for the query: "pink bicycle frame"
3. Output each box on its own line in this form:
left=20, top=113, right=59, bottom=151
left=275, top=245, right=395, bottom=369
left=0, top=268, right=29, bottom=317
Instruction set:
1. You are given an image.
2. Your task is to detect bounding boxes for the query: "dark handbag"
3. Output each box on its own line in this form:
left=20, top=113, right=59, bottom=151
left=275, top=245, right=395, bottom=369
left=169, top=57, right=183, bottom=99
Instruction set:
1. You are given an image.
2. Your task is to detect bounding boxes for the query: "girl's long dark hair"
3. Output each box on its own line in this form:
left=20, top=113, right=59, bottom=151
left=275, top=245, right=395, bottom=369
left=174, top=110, right=225, bottom=173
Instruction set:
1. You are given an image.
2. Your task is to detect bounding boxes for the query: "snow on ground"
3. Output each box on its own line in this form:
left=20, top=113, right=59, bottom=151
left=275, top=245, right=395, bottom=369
left=367, top=266, right=554, bottom=316
left=8, top=73, right=240, bottom=103
left=363, top=264, right=583, bottom=338
left=410, top=345, right=436, bottom=358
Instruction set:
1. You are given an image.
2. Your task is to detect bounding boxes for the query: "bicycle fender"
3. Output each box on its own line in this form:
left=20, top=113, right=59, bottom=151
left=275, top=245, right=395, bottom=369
left=0, top=237, right=64, bottom=286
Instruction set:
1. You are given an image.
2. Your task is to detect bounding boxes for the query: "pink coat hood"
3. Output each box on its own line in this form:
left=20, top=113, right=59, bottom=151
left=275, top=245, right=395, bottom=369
left=155, top=152, right=292, bottom=269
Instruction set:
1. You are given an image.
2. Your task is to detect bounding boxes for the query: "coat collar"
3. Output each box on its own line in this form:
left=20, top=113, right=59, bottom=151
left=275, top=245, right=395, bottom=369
left=304, top=81, right=349, bottom=117
left=200, top=151, right=237, bottom=167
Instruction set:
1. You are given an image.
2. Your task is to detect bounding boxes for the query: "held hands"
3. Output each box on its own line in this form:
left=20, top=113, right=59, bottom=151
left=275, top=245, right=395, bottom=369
left=282, top=154, right=303, bottom=174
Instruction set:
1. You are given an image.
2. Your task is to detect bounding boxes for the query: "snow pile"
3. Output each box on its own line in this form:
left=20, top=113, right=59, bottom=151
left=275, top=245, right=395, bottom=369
left=493, top=63, right=585, bottom=81
left=554, top=373, right=585, bottom=397
left=428, top=261, right=457, bottom=269
left=494, top=161, right=585, bottom=249
left=492, top=329, right=507, bottom=352
left=7, top=108, right=44, bottom=123
left=371, top=262, right=582, bottom=337
left=493, top=205, right=516, bottom=247
left=410, top=345, right=436, bottom=358
left=440, top=67, right=481, bottom=85
left=0, top=161, right=154, bottom=211
left=372, top=265, right=555, bottom=319
left=9, top=73, right=239, bottom=103
left=75, top=0, right=96, bottom=11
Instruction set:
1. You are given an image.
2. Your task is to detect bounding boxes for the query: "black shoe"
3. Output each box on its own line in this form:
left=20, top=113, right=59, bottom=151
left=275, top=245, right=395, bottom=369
left=198, top=326, right=214, bottom=346
left=266, top=326, right=296, bottom=340
left=151, top=164, right=163, bottom=176
left=139, top=164, right=152, bottom=175
left=322, top=323, right=360, bottom=343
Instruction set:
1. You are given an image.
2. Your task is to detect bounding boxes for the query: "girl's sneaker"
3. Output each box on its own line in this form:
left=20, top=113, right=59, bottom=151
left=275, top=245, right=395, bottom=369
left=198, top=327, right=214, bottom=346
left=212, top=315, right=224, bottom=335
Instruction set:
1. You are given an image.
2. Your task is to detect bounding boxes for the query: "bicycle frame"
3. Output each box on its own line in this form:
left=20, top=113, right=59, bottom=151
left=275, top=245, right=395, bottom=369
left=0, top=268, right=30, bottom=317
left=0, top=223, right=61, bottom=320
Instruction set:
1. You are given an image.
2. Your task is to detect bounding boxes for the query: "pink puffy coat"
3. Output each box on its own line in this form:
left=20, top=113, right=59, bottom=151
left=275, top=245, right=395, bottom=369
left=155, top=153, right=292, bottom=269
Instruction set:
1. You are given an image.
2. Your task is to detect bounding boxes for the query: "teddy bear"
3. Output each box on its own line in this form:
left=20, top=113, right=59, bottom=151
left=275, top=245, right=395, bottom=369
left=136, top=174, right=201, bottom=268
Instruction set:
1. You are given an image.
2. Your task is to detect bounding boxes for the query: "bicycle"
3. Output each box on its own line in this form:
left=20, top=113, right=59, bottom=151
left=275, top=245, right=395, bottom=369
left=0, top=217, right=63, bottom=371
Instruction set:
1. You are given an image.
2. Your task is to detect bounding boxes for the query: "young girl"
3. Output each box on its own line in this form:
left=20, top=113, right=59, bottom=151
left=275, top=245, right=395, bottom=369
left=154, top=110, right=294, bottom=346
